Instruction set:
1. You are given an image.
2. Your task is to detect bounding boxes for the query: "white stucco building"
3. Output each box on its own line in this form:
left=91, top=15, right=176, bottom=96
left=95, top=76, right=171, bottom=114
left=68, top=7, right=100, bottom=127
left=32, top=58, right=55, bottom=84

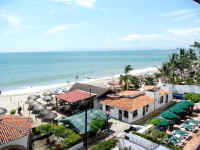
left=0, top=115, right=32, bottom=150
left=100, top=85, right=172, bottom=124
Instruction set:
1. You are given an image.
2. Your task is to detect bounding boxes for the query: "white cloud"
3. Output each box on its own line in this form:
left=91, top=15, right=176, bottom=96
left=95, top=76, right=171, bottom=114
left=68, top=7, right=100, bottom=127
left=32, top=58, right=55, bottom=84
left=1, top=14, right=21, bottom=27
left=75, top=0, right=96, bottom=8
left=167, top=27, right=200, bottom=36
left=55, top=0, right=72, bottom=5
left=161, top=9, right=200, bottom=22
left=54, top=0, right=96, bottom=8
left=45, top=24, right=80, bottom=35
left=121, top=33, right=162, bottom=41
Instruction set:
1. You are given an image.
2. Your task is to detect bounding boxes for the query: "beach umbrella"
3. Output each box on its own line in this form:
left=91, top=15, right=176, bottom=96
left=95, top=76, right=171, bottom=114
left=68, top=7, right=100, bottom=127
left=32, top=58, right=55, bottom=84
left=161, top=111, right=179, bottom=120
left=176, top=103, right=189, bottom=110
left=33, top=93, right=40, bottom=98
left=28, top=95, right=38, bottom=100
left=181, top=100, right=194, bottom=106
left=25, top=99, right=35, bottom=104
left=29, top=101, right=39, bottom=107
left=169, top=106, right=185, bottom=115
left=43, top=112, right=57, bottom=121
left=0, top=107, right=7, bottom=115
left=156, top=118, right=170, bottom=127
left=43, top=96, right=52, bottom=102
left=39, top=109, right=51, bottom=116
left=32, top=104, right=45, bottom=112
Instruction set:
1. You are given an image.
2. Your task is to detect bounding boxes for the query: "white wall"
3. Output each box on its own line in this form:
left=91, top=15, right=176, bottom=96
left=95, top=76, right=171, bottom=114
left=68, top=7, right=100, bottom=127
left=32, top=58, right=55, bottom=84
left=161, top=84, right=200, bottom=94
left=0, top=136, right=28, bottom=149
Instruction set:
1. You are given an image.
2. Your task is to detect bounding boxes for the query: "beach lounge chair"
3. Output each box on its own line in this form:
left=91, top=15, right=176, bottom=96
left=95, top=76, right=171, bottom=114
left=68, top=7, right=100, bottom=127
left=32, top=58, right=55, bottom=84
left=181, top=123, right=196, bottom=132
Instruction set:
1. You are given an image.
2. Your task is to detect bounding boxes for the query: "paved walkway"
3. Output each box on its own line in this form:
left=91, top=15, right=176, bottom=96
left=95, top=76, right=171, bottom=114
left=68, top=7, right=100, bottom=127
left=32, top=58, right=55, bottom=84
left=108, top=118, right=130, bottom=137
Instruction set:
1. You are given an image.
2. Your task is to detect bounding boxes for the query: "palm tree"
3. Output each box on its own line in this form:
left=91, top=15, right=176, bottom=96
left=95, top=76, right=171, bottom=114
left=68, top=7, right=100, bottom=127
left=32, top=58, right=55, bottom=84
left=120, top=65, right=133, bottom=90
left=124, top=65, right=133, bottom=74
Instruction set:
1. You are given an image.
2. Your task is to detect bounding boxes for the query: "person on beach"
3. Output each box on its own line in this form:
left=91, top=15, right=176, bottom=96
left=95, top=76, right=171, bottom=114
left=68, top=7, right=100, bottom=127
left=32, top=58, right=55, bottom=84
left=0, top=90, right=1, bottom=95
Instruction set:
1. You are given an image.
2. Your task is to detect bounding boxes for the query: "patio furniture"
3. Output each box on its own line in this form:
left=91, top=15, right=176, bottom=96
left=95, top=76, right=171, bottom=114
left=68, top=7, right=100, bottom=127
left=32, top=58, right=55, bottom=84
left=180, top=123, right=195, bottom=132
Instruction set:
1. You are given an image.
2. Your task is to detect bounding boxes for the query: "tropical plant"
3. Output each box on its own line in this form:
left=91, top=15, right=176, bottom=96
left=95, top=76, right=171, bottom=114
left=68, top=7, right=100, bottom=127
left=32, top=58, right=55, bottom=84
left=129, top=75, right=141, bottom=89
left=91, top=139, right=118, bottom=150
left=144, top=76, right=155, bottom=85
left=10, top=109, right=16, bottom=115
left=35, top=123, right=53, bottom=135
left=183, top=93, right=200, bottom=103
left=124, top=65, right=133, bottom=74
left=120, top=65, right=133, bottom=90
left=90, top=117, right=105, bottom=133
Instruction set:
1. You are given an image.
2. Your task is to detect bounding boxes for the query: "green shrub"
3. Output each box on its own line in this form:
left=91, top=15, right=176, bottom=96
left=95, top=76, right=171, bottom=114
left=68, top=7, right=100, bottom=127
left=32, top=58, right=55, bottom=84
left=146, top=118, right=161, bottom=125
left=185, top=77, right=195, bottom=85
left=132, top=131, right=181, bottom=150
left=10, top=109, right=16, bottom=115
left=90, top=117, right=105, bottom=133
left=183, top=93, right=200, bottom=103
left=144, top=76, right=155, bottom=85
left=151, top=129, right=166, bottom=139
left=35, top=124, right=54, bottom=135
left=61, top=132, right=82, bottom=148
left=91, top=139, right=118, bottom=150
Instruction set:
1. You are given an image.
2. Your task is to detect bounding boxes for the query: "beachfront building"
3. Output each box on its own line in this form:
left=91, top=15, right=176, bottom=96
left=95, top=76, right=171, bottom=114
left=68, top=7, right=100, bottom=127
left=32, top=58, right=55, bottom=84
left=0, top=115, right=32, bottom=150
left=68, top=83, right=112, bottom=108
left=142, top=85, right=172, bottom=110
left=56, top=89, right=96, bottom=113
left=100, top=86, right=172, bottom=124
left=100, top=91, right=155, bottom=124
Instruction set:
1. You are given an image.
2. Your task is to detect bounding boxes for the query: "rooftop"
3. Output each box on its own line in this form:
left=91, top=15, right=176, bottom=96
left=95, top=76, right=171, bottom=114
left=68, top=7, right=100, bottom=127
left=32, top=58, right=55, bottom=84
left=69, top=83, right=111, bottom=98
left=0, top=115, right=32, bottom=145
left=56, top=89, right=96, bottom=103
left=159, top=89, right=170, bottom=95
left=101, top=91, right=154, bottom=112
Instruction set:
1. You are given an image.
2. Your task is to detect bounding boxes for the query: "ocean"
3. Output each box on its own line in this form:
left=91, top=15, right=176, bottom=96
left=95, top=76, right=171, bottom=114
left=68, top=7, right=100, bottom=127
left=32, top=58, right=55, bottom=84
left=0, top=50, right=174, bottom=91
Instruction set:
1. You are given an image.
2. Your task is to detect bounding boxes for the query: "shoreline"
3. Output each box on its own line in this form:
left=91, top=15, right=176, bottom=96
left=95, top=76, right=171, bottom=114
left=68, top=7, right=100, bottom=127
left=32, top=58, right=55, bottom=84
left=1, top=67, right=158, bottom=96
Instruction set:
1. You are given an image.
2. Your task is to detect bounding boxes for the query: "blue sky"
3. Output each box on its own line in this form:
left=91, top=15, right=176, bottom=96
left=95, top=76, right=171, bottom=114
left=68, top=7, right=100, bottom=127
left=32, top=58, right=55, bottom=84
left=0, top=0, right=200, bottom=52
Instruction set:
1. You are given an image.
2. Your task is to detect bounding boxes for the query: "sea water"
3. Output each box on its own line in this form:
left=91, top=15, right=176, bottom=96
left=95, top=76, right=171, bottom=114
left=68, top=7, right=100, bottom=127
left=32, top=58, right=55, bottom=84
left=0, top=50, right=174, bottom=91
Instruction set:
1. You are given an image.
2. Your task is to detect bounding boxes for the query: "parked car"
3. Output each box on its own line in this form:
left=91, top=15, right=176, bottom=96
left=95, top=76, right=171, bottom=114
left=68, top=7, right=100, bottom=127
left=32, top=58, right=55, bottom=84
left=173, top=93, right=184, bottom=99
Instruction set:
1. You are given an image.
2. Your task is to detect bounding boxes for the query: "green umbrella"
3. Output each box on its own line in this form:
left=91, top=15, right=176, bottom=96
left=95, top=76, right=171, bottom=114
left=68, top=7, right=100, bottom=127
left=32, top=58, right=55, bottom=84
left=181, top=100, right=194, bottom=106
left=176, top=103, right=189, bottom=110
left=169, top=106, right=185, bottom=114
left=162, top=111, right=179, bottom=120
left=157, top=118, right=170, bottom=127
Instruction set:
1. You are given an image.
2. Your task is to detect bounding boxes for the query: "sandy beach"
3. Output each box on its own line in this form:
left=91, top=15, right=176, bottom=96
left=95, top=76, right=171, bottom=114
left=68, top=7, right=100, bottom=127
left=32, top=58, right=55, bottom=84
left=0, top=67, right=158, bottom=126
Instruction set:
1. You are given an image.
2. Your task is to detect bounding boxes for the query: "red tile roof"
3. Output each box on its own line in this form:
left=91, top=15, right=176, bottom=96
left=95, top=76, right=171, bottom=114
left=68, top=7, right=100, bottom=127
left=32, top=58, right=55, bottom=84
left=56, top=89, right=96, bottom=103
left=101, top=91, right=154, bottom=112
left=159, top=89, right=170, bottom=95
left=0, top=115, right=32, bottom=145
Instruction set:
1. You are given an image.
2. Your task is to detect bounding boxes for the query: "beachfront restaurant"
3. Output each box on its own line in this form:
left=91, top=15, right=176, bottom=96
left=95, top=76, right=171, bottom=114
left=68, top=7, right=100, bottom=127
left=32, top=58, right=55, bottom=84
left=55, top=89, right=96, bottom=114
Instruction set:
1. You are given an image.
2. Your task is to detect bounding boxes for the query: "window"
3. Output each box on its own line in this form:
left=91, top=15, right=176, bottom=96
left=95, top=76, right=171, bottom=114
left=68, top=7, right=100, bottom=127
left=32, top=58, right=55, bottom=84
left=166, top=94, right=168, bottom=103
left=160, top=96, right=163, bottom=104
left=100, top=104, right=103, bottom=110
left=124, top=111, right=129, bottom=118
left=132, top=110, right=138, bottom=118
left=106, top=105, right=110, bottom=111
left=146, top=105, right=149, bottom=112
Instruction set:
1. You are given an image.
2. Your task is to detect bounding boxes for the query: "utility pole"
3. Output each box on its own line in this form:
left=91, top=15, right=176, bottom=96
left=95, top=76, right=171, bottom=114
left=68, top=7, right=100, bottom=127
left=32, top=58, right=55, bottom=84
left=84, top=88, right=91, bottom=150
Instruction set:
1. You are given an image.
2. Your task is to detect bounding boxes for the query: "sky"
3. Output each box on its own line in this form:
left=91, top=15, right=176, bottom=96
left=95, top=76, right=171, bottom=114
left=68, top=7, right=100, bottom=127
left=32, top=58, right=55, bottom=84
left=0, top=0, right=200, bottom=52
